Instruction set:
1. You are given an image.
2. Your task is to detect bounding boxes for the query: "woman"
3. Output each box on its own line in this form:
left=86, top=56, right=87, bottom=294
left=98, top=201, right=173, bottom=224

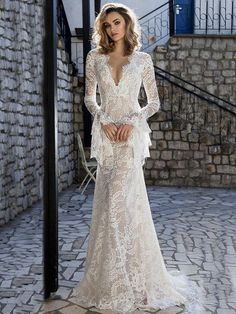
left=72, top=3, right=202, bottom=313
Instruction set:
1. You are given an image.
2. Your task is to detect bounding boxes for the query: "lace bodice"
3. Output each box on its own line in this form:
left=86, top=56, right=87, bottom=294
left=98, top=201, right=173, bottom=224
left=84, top=48, right=161, bottom=167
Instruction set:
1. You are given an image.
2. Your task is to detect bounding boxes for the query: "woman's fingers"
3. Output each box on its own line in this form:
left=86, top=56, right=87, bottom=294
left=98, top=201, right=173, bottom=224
left=117, top=126, right=124, bottom=141
left=125, top=125, right=134, bottom=141
left=121, top=129, right=128, bottom=141
left=101, top=123, right=133, bottom=142
left=116, top=125, right=133, bottom=141
left=102, top=123, right=118, bottom=141
left=115, top=127, right=120, bottom=141
left=110, top=124, right=118, bottom=141
left=104, top=130, right=110, bottom=141
left=105, top=129, right=115, bottom=141
left=116, top=125, right=124, bottom=141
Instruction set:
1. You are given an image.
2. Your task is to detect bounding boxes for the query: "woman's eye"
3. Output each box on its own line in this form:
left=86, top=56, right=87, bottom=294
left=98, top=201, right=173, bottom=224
left=104, top=21, right=120, bottom=28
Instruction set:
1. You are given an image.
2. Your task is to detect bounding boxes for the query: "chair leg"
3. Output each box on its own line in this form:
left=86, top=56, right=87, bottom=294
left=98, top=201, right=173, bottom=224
left=78, top=173, right=90, bottom=192
left=90, top=167, right=97, bottom=182
left=78, top=167, right=97, bottom=194
left=81, top=167, right=97, bottom=194
left=81, top=177, right=92, bottom=194
left=86, top=167, right=96, bottom=181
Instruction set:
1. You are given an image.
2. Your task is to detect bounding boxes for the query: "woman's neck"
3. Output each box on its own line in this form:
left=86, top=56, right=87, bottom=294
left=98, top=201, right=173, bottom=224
left=112, top=39, right=125, bottom=56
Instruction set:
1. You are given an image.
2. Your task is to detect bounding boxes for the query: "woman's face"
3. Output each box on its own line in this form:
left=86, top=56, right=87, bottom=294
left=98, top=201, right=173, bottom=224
left=103, top=11, right=126, bottom=42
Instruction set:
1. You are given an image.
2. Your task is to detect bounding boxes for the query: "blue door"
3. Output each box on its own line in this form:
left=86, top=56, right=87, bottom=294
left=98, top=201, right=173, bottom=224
left=175, top=0, right=194, bottom=34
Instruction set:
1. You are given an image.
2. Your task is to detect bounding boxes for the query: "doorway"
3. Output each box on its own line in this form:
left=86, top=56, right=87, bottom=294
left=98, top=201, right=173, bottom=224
left=175, top=0, right=194, bottom=34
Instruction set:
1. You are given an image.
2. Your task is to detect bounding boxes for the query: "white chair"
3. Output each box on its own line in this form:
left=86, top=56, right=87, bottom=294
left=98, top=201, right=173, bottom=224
left=76, top=132, right=97, bottom=194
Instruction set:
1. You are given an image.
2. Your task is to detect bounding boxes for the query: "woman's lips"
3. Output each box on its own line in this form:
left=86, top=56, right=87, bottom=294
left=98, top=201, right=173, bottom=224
left=112, top=33, right=118, bottom=37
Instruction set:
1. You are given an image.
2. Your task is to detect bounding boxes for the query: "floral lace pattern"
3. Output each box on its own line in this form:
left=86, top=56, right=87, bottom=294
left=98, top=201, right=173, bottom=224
left=72, top=48, right=204, bottom=313
left=83, top=48, right=160, bottom=167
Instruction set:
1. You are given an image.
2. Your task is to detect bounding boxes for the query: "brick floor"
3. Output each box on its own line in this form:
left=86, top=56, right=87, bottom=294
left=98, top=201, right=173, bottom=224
left=0, top=183, right=236, bottom=314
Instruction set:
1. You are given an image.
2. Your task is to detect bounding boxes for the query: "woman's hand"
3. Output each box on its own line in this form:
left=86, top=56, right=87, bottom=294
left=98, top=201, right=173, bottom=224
left=101, top=123, right=134, bottom=142
left=101, top=123, right=119, bottom=142
left=115, top=124, right=134, bottom=142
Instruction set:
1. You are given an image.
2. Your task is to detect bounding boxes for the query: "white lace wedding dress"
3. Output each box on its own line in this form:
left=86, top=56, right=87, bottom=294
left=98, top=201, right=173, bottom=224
left=71, top=48, right=203, bottom=313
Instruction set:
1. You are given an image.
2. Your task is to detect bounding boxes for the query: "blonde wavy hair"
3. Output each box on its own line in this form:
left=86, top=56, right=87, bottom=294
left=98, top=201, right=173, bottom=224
left=91, top=3, right=142, bottom=56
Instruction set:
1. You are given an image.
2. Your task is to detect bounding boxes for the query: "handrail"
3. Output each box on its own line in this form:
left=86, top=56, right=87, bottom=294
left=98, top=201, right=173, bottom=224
left=138, top=1, right=171, bottom=21
left=138, top=1, right=175, bottom=50
left=154, top=65, right=236, bottom=108
left=195, top=0, right=236, bottom=34
left=154, top=66, right=236, bottom=116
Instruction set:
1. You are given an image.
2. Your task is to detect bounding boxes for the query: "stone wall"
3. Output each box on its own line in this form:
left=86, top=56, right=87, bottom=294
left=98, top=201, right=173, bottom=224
left=144, top=35, right=236, bottom=187
left=155, top=35, right=236, bottom=104
left=145, top=97, right=236, bottom=187
left=57, top=37, right=77, bottom=190
left=0, top=1, right=78, bottom=225
left=0, top=0, right=45, bottom=225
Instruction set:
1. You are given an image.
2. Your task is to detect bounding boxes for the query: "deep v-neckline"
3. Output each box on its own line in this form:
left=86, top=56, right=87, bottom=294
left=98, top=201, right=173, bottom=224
left=104, top=52, right=135, bottom=87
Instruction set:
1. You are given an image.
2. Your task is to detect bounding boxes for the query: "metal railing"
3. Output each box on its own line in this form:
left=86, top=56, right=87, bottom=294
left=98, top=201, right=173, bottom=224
left=71, top=34, right=83, bottom=76
left=57, top=0, right=72, bottom=63
left=195, top=0, right=236, bottom=34
left=138, top=1, right=175, bottom=51
left=154, top=65, right=236, bottom=116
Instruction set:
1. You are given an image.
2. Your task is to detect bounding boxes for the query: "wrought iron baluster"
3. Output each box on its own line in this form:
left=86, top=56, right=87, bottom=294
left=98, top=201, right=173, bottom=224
left=57, top=0, right=72, bottom=63
left=139, top=1, right=175, bottom=51
left=231, top=0, right=234, bottom=33
left=206, top=0, right=209, bottom=33
left=219, top=0, right=222, bottom=33
left=195, top=0, right=235, bottom=34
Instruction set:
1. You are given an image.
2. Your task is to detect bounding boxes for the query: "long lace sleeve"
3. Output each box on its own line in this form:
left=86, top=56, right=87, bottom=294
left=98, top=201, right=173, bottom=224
left=84, top=51, right=100, bottom=117
left=140, top=53, right=161, bottom=119
left=84, top=50, right=114, bottom=124
left=84, top=50, right=114, bottom=165
left=119, top=53, right=160, bottom=126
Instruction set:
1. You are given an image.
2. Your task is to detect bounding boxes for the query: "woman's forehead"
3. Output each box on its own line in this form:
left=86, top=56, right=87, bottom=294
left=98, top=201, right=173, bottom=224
left=104, top=11, right=123, bottom=23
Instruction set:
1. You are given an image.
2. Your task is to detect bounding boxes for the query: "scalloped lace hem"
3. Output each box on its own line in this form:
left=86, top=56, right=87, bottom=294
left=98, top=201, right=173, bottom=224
left=71, top=269, right=204, bottom=314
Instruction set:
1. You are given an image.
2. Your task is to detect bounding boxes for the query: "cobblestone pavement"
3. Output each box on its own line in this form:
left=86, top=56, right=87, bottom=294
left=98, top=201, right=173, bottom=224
left=0, top=183, right=236, bottom=314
